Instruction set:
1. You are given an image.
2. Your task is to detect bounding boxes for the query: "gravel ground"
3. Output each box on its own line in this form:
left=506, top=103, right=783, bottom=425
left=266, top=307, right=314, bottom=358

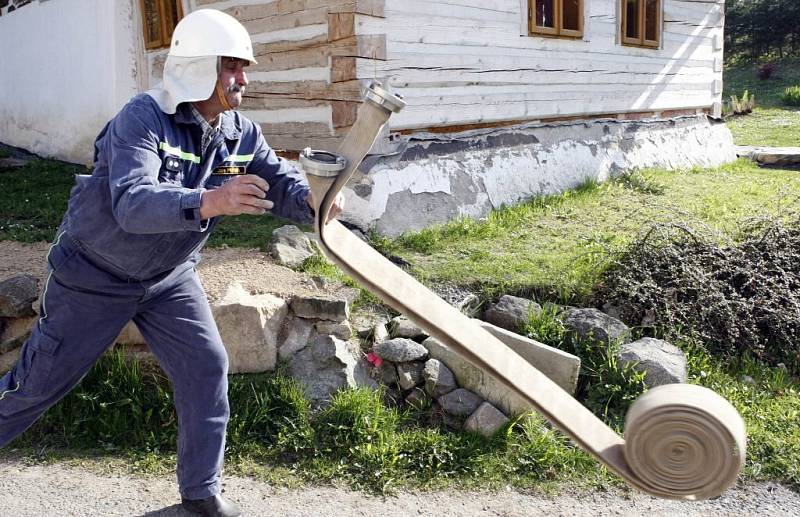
left=0, top=458, right=798, bottom=517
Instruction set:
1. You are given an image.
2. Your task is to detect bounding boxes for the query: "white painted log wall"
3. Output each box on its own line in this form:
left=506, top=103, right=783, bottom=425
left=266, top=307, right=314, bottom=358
left=187, top=0, right=333, bottom=130
left=355, top=0, right=725, bottom=130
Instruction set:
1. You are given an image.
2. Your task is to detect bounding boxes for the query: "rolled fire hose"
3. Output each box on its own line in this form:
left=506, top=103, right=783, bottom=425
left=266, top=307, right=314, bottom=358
left=300, top=82, right=746, bottom=500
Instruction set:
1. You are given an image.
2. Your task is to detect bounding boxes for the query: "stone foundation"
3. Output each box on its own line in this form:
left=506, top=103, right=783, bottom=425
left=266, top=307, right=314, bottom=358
left=341, top=115, right=736, bottom=236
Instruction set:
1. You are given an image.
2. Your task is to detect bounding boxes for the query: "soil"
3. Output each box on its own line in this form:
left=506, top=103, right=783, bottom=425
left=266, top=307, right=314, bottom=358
left=0, top=458, right=798, bottom=517
left=0, top=241, right=350, bottom=304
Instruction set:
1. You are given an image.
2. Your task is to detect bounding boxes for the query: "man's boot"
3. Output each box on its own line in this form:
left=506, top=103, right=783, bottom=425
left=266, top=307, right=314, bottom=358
left=181, top=494, right=242, bottom=517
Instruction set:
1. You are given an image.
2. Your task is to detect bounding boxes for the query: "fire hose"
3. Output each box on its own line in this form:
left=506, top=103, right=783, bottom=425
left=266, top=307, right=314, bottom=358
left=299, top=82, right=746, bottom=500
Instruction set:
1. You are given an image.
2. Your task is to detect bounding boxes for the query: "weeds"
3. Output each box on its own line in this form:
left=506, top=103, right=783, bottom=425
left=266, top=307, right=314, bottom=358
left=781, top=85, right=800, bottom=107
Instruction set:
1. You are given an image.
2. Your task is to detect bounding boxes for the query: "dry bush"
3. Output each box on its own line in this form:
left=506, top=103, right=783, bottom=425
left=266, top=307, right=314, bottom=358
left=596, top=218, right=800, bottom=373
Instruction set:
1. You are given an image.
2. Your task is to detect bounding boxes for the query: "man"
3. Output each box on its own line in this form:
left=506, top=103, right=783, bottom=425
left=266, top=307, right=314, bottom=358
left=0, top=9, right=341, bottom=517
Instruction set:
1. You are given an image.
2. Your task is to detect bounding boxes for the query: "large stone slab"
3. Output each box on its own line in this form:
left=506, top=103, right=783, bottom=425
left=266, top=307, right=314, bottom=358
left=212, top=283, right=289, bottom=374
left=290, top=295, right=349, bottom=322
left=289, top=334, right=359, bottom=406
left=422, top=320, right=581, bottom=417
left=477, top=320, right=580, bottom=395
left=736, top=145, right=800, bottom=166
left=0, top=274, right=38, bottom=317
left=0, top=315, right=36, bottom=355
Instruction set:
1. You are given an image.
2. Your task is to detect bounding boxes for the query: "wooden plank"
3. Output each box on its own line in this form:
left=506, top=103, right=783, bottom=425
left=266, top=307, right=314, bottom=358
left=247, top=79, right=368, bottom=102
left=332, top=101, right=360, bottom=128
left=331, top=56, right=357, bottom=83
left=329, top=12, right=356, bottom=41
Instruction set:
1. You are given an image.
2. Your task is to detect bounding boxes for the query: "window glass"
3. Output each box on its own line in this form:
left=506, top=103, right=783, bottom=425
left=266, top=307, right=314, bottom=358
left=625, top=0, right=640, bottom=40
left=536, top=0, right=556, bottom=29
left=143, top=0, right=162, bottom=46
left=562, top=0, right=581, bottom=32
left=645, top=0, right=659, bottom=42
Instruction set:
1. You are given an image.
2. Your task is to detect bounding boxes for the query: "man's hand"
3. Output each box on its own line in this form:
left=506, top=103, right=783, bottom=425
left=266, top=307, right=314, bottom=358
left=200, top=175, right=273, bottom=219
left=307, top=191, right=345, bottom=224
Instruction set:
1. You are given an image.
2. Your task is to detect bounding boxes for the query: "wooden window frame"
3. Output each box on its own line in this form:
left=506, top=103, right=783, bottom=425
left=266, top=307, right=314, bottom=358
left=621, top=0, right=661, bottom=49
left=140, top=0, right=184, bottom=50
left=529, top=0, right=584, bottom=40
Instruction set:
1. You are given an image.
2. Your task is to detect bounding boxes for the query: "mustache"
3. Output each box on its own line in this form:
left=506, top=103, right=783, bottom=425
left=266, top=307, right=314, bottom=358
left=227, top=84, right=245, bottom=95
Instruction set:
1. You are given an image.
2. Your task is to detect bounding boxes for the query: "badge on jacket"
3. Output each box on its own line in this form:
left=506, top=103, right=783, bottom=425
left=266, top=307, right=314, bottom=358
left=164, top=156, right=182, bottom=172
left=212, top=165, right=246, bottom=176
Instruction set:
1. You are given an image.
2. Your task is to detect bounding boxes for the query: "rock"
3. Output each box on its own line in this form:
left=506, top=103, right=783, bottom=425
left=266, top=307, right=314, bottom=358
left=374, top=338, right=428, bottom=363
left=430, top=401, right=463, bottom=430
left=396, top=362, right=424, bottom=390
left=0, top=315, right=36, bottom=355
left=465, top=402, right=509, bottom=437
left=0, top=275, right=38, bottom=317
left=352, top=312, right=390, bottom=339
left=277, top=315, right=315, bottom=361
left=423, top=320, right=582, bottom=416
left=269, top=225, right=317, bottom=268
left=373, top=361, right=398, bottom=385
left=371, top=323, right=389, bottom=344
left=289, top=334, right=359, bottom=406
left=388, top=315, right=427, bottom=341
left=404, top=387, right=429, bottom=409
left=212, top=283, right=289, bottom=374
left=453, top=293, right=482, bottom=318
left=562, top=308, right=631, bottom=345
left=477, top=320, right=580, bottom=395
left=0, top=347, right=21, bottom=375
left=290, top=295, right=349, bottom=322
left=422, top=358, right=458, bottom=398
left=438, top=388, right=483, bottom=418
left=483, top=295, right=541, bottom=332
left=601, top=302, right=622, bottom=320
left=315, top=320, right=353, bottom=340
left=617, top=337, right=687, bottom=387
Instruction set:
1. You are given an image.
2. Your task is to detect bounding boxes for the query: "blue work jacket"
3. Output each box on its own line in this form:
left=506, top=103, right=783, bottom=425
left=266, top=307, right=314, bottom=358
left=61, top=93, right=313, bottom=281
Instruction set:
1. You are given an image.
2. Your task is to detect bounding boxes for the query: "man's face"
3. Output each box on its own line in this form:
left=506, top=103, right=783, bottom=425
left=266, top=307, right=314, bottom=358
left=219, top=57, right=249, bottom=109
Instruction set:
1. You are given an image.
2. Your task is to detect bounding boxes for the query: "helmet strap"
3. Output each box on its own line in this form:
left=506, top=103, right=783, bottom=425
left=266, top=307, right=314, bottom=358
left=215, top=80, right=234, bottom=112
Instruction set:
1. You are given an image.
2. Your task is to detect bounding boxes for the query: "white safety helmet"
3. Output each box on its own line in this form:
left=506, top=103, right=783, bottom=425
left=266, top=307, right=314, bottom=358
left=147, top=9, right=257, bottom=114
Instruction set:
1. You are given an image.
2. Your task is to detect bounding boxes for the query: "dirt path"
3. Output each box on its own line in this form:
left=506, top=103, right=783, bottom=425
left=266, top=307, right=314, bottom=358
left=0, top=458, right=797, bottom=517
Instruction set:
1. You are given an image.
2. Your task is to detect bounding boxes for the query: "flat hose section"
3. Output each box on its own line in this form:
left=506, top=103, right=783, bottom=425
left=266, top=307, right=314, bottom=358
left=299, top=83, right=746, bottom=501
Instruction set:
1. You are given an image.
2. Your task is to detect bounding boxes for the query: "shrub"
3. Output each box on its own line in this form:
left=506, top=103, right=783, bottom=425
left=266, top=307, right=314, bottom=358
left=725, top=89, right=756, bottom=116
left=757, top=62, right=777, bottom=80
left=781, top=86, right=800, bottom=107
left=595, top=218, right=800, bottom=374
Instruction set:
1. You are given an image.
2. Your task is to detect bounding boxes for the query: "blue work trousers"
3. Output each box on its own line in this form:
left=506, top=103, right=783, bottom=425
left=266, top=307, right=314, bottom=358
left=0, top=233, right=229, bottom=500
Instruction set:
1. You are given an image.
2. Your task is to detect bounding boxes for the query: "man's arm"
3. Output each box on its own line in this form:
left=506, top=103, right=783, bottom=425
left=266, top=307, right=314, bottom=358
left=106, top=103, right=209, bottom=234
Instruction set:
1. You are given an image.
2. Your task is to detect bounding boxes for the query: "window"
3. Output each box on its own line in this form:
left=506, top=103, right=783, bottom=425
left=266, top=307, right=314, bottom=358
left=621, top=0, right=661, bottom=48
left=529, top=0, right=583, bottom=39
left=140, top=0, right=184, bottom=50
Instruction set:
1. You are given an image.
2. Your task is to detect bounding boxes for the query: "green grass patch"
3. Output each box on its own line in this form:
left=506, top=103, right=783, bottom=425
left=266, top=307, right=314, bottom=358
left=376, top=160, right=800, bottom=303
left=207, top=214, right=307, bottom=251
left=4, top=346, right=797, bottom=491
left=0, top=159, right=84, bottom=242
left=724, top=58, right=800, bottom=146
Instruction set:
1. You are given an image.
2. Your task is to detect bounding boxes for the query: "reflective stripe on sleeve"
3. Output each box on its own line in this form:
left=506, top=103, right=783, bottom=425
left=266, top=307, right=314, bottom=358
left=159, top=142, right=201, bottom=163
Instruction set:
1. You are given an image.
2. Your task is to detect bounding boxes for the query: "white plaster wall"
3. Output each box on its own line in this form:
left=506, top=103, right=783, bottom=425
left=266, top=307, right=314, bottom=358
left=343, top=117, right=736, bottom=236
left=0, top=0, right=141, bottom=164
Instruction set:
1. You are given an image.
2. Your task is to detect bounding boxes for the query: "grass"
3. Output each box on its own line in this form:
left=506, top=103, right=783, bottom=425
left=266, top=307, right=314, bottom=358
left=723, top=57, right=800, bottom=147
left=0, top=158, right=304, bottom=248
left=374, top=160, right=800, bottom=303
